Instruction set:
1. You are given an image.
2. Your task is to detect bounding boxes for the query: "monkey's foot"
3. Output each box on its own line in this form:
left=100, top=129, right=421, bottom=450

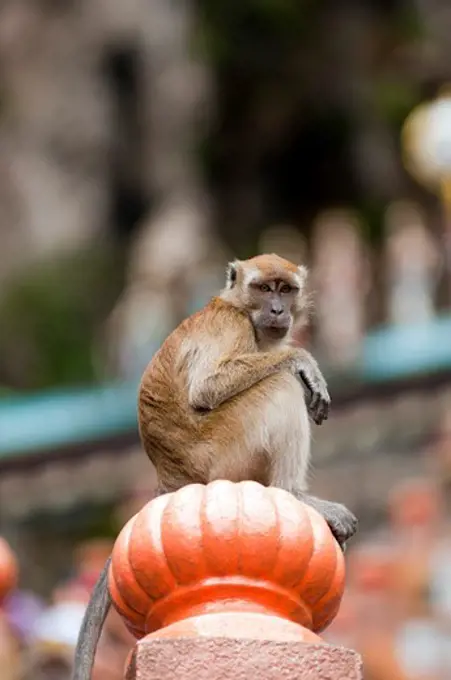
left=300, top=495, right=358, bottom=549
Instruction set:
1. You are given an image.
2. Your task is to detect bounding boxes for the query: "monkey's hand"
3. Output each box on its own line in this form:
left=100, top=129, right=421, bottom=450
left=302, top=379, right=330, bottom=425
left=293, top=352, right=330, bottom=425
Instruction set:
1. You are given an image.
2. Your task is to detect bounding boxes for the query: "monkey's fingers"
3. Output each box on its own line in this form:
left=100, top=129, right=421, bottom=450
left=305, top=386, right=329, bottom=425
left=311, top=400, right=323, bottom=424
left=322, top=403, right=330, bottom=422
left=308, top=394, right=322, bottom=423
left=313, top=406, right=328, bottom=425
left=314, top=383, right=331, bottom=424
left=313, top=400, right=328, bottom=425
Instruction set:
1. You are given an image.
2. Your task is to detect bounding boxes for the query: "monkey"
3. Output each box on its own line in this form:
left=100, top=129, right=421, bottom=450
left=73, top=253, right=358, bottom=680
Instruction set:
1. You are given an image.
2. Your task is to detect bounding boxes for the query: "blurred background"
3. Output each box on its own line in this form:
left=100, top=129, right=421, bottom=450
left=1, top=0, right=451, bottom=678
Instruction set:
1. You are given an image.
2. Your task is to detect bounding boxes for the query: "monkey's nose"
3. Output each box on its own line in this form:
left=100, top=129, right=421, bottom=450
left=271, top=307, right=283, bottom=316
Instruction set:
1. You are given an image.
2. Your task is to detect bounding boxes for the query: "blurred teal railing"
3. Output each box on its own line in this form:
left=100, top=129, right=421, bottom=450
left=0, top=381, right=139, bottom=459
left=361, top=313, right=451, bottom=381
left=0, top=313, right=450, bottom=462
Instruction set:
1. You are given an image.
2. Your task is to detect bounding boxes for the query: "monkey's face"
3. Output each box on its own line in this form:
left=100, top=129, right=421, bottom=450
left=247, top=279, right=298, bottom=340
left=222, top=254, right=309, bottom=343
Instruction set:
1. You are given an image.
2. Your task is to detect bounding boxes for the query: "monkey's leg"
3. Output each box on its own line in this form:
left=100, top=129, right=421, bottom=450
left=203, top=372, right=357, bottom=547
left=72, top=556, right=112, bottom=680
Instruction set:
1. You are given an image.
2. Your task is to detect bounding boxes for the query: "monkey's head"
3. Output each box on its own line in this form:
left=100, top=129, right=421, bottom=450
left=221, top=253, right=309, bottom=343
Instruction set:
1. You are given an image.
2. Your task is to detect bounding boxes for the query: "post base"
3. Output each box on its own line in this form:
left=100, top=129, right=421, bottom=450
left=126, top=637, right=363, bottom=680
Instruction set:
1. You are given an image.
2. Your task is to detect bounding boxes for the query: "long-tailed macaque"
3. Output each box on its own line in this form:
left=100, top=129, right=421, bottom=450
left=73, top=253, right=357, bottom=680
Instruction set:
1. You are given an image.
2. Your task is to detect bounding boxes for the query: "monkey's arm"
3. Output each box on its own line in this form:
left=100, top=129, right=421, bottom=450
left=72, top=557, right=112, bottom=680
left=188, top=347, right=296, bottom=410
left=188, top=346, right=329, bottom=422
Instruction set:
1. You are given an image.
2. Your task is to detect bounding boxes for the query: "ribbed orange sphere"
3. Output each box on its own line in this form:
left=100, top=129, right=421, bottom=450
left=109, top=481, right=345, bottom=641
left=0, top=537, right=18, bottom=603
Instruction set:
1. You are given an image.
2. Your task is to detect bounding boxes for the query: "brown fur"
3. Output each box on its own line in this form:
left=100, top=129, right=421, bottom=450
left=244, top=253, right=301, bottom=276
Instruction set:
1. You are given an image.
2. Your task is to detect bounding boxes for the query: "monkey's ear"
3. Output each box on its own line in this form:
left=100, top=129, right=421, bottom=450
left=225, top=260, right=240, bottom=289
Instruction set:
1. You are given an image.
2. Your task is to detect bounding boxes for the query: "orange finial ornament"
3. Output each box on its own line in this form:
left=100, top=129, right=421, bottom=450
left=108, top=481, right=362, bottom=679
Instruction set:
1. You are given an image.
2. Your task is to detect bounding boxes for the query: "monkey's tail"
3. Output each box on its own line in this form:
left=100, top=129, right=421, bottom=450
left=72, top=556, right=112, bottom=680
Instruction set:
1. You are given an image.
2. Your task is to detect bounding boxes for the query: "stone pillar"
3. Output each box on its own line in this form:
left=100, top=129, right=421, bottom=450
left=127, top=638, right=362, bottom=679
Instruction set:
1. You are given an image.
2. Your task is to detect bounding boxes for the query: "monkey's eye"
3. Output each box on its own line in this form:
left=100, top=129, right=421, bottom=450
left=259, top=283, right=271, bottom=292
left=280, top=284, right=292, bottom=294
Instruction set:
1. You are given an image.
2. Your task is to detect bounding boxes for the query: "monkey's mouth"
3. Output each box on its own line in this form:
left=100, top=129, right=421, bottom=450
left=264, top=325, right=289, bottom=338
